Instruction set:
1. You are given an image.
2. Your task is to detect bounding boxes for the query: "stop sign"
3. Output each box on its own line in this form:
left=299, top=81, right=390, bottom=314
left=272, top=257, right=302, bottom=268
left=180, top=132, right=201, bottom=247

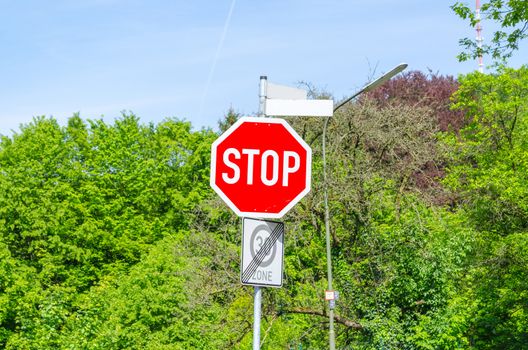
left=210, top=117, right=311, bottom=218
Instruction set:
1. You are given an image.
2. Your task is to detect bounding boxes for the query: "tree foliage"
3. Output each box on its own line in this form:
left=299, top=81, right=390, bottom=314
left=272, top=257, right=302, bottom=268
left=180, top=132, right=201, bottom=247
left=0, top=114, right=220, bottom=348
left=1, top=66, right=528, bottom=348
left=442, top=65, right=528, bottom=348
left=362, top=70, right=464, bottom=132
left=452, top=0, right=528, bottom=63
left=447, top=66, right=528, bottom=234
left=361, top=71, right=464, bottom=204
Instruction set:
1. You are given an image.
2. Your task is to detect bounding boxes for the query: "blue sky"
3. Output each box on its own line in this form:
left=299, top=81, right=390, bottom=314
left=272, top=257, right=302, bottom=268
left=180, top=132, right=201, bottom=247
left=1, top=0, right=526, bottom=135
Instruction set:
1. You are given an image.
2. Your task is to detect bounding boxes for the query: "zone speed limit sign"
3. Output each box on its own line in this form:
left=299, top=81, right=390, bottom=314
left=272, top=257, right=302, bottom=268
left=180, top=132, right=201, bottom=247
left=241, top=218, right=284, bottom=287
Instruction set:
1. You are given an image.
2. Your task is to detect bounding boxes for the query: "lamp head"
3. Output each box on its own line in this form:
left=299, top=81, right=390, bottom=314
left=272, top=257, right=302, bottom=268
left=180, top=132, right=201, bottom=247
left=334, top=63, right=408, bottom=112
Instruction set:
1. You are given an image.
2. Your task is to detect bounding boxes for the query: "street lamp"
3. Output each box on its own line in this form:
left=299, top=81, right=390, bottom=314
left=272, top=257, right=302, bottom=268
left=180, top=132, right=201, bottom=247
left=322, top=63, right=407, bottom=350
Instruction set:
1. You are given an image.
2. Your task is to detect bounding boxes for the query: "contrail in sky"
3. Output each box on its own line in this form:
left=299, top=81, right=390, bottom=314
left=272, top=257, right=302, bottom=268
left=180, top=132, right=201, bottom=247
left=198, top=0, right=237, bottom=124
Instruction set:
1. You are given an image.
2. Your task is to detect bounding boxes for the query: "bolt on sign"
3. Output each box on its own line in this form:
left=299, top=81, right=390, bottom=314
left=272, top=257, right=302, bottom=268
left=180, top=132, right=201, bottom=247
left=210, top=116, right=311, bottom=218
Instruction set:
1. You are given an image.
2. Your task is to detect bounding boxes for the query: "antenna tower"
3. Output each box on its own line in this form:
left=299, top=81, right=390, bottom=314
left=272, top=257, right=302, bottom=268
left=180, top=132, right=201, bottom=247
left=476, top=0, right=484, bottom=72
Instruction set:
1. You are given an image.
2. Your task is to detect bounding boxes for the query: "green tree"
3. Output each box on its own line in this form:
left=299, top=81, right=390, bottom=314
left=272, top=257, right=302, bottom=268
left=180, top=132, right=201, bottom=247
left=452, top=0, right=528, bottom=63
left=7, top=66, right=528, bottom=349
left=447, top=66, right=528, bottom=234
left=0, top=114, right=217, bottom=348
left=218, top=107, right=241, bottom=133
left=52, top=233, right=241, bottom=350
left=441, top=66, right=528, bottom=348
left=259, top=91, right=461, bottom=348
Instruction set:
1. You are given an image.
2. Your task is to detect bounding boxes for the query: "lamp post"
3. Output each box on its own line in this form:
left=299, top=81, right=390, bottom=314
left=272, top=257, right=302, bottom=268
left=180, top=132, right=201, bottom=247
left=323, top=63, right=407, bottom=350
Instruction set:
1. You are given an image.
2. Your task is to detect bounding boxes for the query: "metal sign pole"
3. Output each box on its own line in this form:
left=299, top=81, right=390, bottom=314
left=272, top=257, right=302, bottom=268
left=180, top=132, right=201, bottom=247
left=253, top=286, right=262, bottom=350
left=252, top=75, right=267, bottom=350
left=258, top=75, right=267, bottom=118
left=242, top=218, right=284, bottom=348
left=323, top=117, right=336, bottom=350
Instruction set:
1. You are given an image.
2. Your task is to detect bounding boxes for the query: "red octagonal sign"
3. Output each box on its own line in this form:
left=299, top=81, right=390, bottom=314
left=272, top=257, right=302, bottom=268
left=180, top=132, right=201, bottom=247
left=210, top=117, right=312, bottom=218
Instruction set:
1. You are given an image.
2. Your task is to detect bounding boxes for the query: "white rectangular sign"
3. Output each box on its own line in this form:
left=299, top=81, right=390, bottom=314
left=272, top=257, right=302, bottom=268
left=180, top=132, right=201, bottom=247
left=267, top=82, right=307, bottom=100
left=265, top=99, right=333, bottom=117
left=241, top=218, right=284, bottom=288
left=325, top=290, right=335, bottom=300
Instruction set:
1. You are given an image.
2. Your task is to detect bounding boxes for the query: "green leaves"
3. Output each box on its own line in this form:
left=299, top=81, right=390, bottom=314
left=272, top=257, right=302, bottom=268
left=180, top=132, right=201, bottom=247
left=0, top=114, right=220, bottom=348
left=447, top=66, right=528, bottom=234
left=1, top=69, right=527, bottom=348
left=452, top=0, right=528, bottom=63
left=440, top=66, right=528, bottom=348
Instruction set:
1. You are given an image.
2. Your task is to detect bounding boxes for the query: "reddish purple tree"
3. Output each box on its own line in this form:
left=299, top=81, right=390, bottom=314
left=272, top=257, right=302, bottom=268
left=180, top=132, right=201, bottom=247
left=359, top=70, right=464, bottom=204
left=362, top=70, right=465, bottom=132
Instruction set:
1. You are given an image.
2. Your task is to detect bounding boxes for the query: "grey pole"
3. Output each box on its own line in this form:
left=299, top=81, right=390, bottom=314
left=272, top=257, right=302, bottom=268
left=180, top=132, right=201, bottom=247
left=323, top=63, right=408, bottom=350
left=253, top=286, right=262, bottom=350
left=259, top=75, right=267, bottom=118
left=252, top=75, right=267, bottom=350
left=322, top=116, right=335, bottom=350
